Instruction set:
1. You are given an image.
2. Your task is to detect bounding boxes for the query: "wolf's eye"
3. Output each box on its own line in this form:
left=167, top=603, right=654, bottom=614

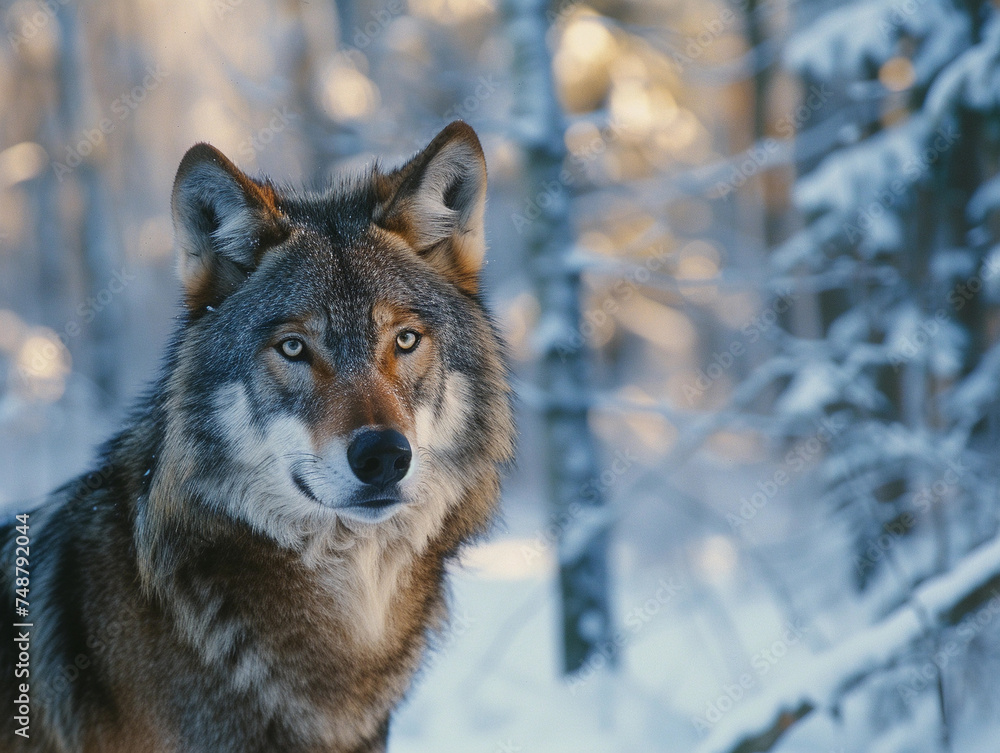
left=396, top=330, right=420, bottom=352
left=278, top=338, right=306, bottom=360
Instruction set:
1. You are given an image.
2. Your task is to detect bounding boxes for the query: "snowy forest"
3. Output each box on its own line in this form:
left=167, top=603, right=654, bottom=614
left=2, top=0, right=1000, bottom=750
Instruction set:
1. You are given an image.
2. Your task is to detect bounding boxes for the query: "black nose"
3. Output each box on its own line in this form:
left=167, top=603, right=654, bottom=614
left=347, top=429, right=412, bottom=486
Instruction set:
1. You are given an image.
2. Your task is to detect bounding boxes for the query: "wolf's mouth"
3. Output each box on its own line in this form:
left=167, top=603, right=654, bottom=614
left=353, top=497, right=400, bottom=510
left=293, top=471, right=403, bottom=514
left=292, top=472, right=322, bottom=504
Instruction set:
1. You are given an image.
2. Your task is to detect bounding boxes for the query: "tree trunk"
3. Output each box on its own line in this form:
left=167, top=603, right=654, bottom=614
left=506, top=0, right=614, bottom=675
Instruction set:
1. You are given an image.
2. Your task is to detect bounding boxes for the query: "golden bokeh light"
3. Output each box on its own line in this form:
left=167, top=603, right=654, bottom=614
left=501, top=292, right=541, bottom=362
left=664, top=108, right=703, bottom=153
left=15, top=327, right=71, bottom=403
left=616, top=295, right=696, bottom=354
left=578, top=230, right=614, bottom=256
left=0, top=189, right=28, bottom=247
left=561, top=14, right=615, bottom=65
left=553, top=11, right=617, bottom=111
left=0, top=142, right=47, bottom=187
left=407, top=0, right=495, bottom=24
left=610, top=79, right=655, bottom=135
left=488, top=136, right=523, bottom=181
left=694, top=535, right=738, bottom=584
left=677, top=242, right=720, bottom=304
left=677, top=256, right=718, bottom=279
left=879, top=57, right=915, bottom=92
left=680, top=239, right=721, bottom=265
left=320, top=63, right=380, bottom=122
left=616, top=385, right=678, bottom=456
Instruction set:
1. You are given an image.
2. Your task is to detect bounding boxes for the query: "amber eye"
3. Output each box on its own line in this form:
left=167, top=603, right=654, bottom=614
left=396, top=330, right=420, bottom=352
left=278, top=337, right=306, bottom=360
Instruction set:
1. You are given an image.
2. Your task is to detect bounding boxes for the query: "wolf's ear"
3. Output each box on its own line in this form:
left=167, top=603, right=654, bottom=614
left=171, top=143, right=289, bottom=310
left=377, top=121, right=487, bottom=294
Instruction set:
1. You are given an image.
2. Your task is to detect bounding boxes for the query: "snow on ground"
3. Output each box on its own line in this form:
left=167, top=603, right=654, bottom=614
left=391, top=482, right=823, bottom=753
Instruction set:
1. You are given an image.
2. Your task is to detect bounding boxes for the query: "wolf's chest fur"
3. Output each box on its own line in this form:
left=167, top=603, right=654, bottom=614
left=150, top=525, right=445, bottom=750
left=0, top=121, right=515, bottom=752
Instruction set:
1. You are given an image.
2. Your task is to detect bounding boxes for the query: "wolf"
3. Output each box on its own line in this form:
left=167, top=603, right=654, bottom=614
left=0, top=121, right=515, bottom=752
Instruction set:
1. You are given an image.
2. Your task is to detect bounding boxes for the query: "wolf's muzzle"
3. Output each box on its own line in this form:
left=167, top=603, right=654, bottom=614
left=347, top=429, right=412, bottom=487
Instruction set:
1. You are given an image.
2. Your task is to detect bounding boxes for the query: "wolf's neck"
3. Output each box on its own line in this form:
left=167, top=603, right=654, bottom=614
left=308, top=533, right=425, bottom=649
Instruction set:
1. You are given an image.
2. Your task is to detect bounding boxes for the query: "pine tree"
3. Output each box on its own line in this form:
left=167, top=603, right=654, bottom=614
left=705, top=0, right=1000, bottom=749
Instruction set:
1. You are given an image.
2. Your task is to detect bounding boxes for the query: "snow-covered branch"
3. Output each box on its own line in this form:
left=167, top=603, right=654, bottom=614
left=694, top=535, right=1000, bottom=753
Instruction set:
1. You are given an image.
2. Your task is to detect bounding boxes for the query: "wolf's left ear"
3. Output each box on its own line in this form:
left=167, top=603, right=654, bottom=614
left=377, top=121, right=487, bottom=294
left=172, top=143, right=289, bottom=310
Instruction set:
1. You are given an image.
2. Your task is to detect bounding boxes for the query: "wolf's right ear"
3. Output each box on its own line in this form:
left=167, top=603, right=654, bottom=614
left=375, top=122, right=488, bottom=294
left=171, top=143, right=289, bottom=311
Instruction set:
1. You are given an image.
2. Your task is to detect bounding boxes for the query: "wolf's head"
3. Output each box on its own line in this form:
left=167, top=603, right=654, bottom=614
left=143, top=123, right=514, bottom=558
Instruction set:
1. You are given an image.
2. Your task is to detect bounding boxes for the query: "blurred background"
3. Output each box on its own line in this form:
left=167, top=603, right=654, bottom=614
left=2, top=0, right=1000, bottom=750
